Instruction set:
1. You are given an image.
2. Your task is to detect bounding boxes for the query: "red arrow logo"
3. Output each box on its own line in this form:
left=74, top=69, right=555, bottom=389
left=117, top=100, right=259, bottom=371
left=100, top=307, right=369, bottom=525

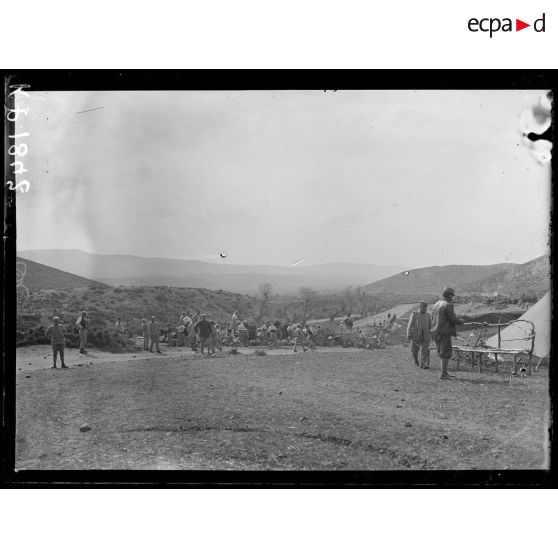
left=516, top=19, right=530, bottom=31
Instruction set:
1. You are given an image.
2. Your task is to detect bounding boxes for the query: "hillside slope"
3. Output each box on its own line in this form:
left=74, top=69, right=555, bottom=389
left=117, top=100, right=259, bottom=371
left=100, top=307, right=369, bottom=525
left=363, top=263, right=517, bottom=295
left=17, top=285, right=257, bottom=342
left=363, top=255, right=549, bottom=298
left=17, top=257, right=109, bottom=292
left=463, top=255, right=550, bottom=296
left=18, top=249, right=404, bottom=294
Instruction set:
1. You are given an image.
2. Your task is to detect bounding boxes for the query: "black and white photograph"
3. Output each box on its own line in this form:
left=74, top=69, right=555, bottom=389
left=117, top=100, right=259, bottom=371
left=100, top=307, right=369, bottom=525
left=5, top=76, right=553, bottom=477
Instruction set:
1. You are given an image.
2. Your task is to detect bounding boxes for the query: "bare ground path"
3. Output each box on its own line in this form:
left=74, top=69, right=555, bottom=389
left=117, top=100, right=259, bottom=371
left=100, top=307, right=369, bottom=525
left=15, top=345, right=550, bottom=470
left=15, top=344, right=362, bottom=372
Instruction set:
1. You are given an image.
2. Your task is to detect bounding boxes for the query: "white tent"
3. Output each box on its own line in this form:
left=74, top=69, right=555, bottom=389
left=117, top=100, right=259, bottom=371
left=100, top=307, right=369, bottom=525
left=485, top=292, right=550, bottom=358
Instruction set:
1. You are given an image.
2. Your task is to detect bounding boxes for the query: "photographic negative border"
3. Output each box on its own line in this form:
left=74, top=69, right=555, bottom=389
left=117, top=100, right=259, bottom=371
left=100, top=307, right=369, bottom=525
left=2, top=70, right=555, bottom=487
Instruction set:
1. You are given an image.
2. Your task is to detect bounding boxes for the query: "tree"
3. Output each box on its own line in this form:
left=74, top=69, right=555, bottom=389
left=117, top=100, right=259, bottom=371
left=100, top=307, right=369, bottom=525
left=256, top=282, right=273, bottom=325
left=341, top=287, right=355, bottom=317
left=277, top=301, right=301, bottom=324
left=299, top=287, right=317, bottom=326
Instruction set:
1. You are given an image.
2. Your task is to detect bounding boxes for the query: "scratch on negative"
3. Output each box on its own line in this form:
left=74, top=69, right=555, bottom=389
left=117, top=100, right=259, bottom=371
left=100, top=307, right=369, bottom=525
left=76, top=107, right=105, bottom=114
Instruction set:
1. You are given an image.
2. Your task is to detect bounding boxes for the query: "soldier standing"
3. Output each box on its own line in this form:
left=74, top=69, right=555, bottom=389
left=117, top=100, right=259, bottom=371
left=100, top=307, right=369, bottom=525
left=45, top=316, right=69, bottom=369
left=406, top=301, right=431, bottom=369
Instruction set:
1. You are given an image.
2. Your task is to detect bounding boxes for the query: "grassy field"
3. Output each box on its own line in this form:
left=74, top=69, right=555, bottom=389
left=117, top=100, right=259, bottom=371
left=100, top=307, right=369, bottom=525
left=15, top=345, right=550, bottom=470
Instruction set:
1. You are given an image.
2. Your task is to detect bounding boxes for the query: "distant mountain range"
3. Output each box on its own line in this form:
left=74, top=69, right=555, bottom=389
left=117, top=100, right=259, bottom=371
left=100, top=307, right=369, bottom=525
left=17, top=250, right=405, bottom=294
left=363, top=255, right=550, bottom=297
left=17, top=257, right=109, bottom=292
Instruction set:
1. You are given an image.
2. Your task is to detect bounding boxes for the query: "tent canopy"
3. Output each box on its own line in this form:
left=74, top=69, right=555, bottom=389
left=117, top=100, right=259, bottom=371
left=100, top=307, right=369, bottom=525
left=485, top=292, right=550, bottom=358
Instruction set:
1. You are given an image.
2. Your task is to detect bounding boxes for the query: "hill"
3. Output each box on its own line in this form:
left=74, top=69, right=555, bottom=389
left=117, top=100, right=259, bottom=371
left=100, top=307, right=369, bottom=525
left=363, top=255, right=549, bottom=298
left=363, top=262, right=517, bottom=296
left=16, top=284, right=258, bottom=347
left=17, top=284, right=256, bottom=331
left=17, top=249, right=405, bottom=294
left=17, top=257, right=109, bottom=292
left=463, top=255, right=550, bottom=297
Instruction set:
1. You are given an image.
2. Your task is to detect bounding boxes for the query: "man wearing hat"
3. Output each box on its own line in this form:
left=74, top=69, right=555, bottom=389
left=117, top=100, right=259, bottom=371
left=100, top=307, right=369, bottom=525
left=430, top=287, right=465, bottom=379
left=76, top=310, right=89, bottom=354
left=148, top=316, right=162, bottom=353
left=406, top=301, right=431, bottom=368
left=45, top=317, right=69, bottom=369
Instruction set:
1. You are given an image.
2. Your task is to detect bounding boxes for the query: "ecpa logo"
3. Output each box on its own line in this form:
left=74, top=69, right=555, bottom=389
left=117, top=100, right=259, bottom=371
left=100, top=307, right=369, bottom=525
left=468, top=13, right=546, bottom=37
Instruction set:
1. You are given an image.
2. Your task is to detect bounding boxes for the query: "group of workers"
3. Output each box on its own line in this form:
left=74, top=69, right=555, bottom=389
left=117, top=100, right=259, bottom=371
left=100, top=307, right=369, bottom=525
left=42, top=287, right=466, bottom=376
left=157, top=311, right=321, bottom=354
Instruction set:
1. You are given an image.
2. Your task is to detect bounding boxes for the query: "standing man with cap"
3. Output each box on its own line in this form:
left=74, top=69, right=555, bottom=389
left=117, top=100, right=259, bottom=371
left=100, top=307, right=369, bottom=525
left=45, top=316, right=69, bottom=369
left=407, top=301, right=432, bottom=368
left=430, top=288, right=465, bottom=380
left=76, top=310, right=89, bottom=354
left=148, top=316, right=162, bottom=353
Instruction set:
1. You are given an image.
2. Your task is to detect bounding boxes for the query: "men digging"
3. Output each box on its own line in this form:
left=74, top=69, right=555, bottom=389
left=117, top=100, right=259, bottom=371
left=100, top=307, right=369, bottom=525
left=407, top=301, right=431, bottom=369
left=45, top=316, right=68, bottom=369
left=430, top=287, right=465, bottom=380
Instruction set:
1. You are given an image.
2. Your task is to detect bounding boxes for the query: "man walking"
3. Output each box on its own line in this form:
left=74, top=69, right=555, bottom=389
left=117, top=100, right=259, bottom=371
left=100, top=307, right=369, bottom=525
left=148, top=316, right=162, bottom=353
left=194, top=314, right=213, bottom=356
left=45, top=316, right=68, bottom=369
left=431, top=288, right=465, bottom=380
left=407, top=301, right=431, bottom=369
left=76, top=310, right=89, bottom=354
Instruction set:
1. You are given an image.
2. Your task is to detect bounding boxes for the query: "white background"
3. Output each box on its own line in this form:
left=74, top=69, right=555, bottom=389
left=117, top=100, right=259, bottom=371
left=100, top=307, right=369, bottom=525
left=3, top=0, right=555, bottom=554
left=1, top=0, right=556, bottom=68
left=2, top=490, right=556, bottom=557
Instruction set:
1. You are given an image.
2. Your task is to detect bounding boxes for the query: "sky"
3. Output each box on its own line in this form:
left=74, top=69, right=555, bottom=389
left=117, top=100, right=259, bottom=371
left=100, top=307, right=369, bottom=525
left=15, top=89, right=551, bottom=269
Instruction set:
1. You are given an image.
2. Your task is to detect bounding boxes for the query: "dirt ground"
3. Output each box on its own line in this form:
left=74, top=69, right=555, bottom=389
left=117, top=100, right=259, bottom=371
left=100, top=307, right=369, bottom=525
left=15, top=344, right=550, bottom=470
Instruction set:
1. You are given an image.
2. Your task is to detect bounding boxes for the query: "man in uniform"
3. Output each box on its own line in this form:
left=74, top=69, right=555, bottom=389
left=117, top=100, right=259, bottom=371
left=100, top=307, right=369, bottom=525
left=430, top=288, right=465, bottom=380
left=148, top=316, right=162, bottom=353
left=406, top=301, right=431, bottom=369
left=194, top=314, right=213, bottom=356
left=76, top=310, right=89, bottom=354
left=45, top=316, right=69, bottom=369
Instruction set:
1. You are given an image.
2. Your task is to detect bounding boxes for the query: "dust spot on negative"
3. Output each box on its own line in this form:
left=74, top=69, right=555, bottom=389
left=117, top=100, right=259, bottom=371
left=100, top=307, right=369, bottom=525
left=403, top=271, right=410, bottom=277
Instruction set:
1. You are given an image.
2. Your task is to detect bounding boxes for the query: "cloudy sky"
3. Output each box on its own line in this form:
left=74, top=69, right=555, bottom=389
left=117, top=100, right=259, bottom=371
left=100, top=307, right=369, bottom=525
left=16, top=89, right=550, bottom=268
